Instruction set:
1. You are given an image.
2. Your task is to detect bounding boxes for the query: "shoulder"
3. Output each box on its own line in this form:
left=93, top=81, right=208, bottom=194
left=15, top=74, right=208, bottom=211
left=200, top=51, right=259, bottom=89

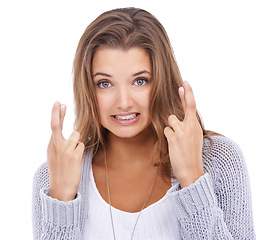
left=203, top=135, right=245, bottom=165
left=202, top=135, right=250, bottom=186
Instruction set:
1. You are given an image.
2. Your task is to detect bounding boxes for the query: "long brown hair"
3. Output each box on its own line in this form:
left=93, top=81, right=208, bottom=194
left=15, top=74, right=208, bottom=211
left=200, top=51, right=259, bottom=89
left=73, top=7, right=223, bottom=176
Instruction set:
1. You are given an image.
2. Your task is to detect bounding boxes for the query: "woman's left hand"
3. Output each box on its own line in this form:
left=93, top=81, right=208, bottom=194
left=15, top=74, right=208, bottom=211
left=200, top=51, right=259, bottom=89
left=164, top=81, right=204, bottom=188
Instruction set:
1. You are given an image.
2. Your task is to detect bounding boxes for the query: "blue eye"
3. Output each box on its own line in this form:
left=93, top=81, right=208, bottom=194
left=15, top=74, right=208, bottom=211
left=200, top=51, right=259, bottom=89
left=97, top=81, right=112, bottom=88
left=134, top=78, right=148, bottom=86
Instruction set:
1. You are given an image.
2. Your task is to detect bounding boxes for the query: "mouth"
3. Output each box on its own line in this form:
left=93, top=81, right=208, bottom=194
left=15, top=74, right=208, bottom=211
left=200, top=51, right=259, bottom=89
left=111, top=113, right=140, bottom=125
left=113, top=113, right=139, bottom=120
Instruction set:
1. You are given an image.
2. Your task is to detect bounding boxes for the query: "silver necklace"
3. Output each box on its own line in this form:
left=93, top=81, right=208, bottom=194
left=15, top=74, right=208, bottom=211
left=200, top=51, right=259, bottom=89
left=104, top=147, right=158, bottom=240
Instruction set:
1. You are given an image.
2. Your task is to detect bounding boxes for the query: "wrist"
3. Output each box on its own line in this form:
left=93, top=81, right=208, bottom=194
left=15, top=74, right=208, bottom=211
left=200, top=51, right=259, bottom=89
left=177, top=169, right=205, bottom=189
left=49, top=188, right=77, bottom=202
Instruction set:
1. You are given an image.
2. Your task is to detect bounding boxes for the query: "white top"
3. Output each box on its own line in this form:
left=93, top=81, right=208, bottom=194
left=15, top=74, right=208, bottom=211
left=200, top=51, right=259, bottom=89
left=83, top=162, right=180, bottom=240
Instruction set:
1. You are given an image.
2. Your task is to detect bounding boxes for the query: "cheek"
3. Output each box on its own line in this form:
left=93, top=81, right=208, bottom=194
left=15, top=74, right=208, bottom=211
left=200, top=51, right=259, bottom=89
left=136, top=91, right=152, bottom=111
left=96, top=95, right=110, bottom=116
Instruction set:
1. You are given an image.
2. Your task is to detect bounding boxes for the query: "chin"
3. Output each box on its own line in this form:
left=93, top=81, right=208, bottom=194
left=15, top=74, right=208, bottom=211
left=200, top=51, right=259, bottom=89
left=105, top=123, right=152, bottom=140
left=110, top=128, right=144, bottom=139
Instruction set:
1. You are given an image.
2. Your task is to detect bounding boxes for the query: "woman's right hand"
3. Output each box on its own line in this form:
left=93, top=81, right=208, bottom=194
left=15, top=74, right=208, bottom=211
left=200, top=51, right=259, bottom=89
left=47, top=102, right=85, bottom=202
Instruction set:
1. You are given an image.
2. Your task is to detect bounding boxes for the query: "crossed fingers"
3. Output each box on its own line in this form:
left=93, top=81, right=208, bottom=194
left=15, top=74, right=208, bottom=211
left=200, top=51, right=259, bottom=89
left=51, top=102, right=66, bottom=143
left=50, top=102, right=83, bottom=151
left=177, top=81, right=197, bottom=123
left=166, top=80, right=197, bottom=134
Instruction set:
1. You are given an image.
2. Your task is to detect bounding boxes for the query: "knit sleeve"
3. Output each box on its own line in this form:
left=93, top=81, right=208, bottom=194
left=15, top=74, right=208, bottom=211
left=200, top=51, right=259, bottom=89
left=167, top=136, right=256, bottom=239
left=32, top=162, right=82, bottom=240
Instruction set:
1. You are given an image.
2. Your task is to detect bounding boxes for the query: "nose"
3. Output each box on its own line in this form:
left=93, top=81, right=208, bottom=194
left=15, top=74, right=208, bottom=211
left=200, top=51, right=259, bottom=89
left=115, top=86, right=133, bottom=111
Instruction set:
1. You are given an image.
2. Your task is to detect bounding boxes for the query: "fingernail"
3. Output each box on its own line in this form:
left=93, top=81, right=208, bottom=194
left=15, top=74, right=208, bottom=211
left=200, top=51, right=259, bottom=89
left=54, top=101, right=60, bottom=106
left=183, top=81, right=189, bottom=86
left=179, top=87, right=184, bottom=94
left=61, top=104, right=66, bottom=111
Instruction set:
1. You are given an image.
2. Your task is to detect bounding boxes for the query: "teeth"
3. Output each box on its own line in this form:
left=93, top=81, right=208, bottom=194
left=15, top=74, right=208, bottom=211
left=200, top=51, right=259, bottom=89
left=115, top=113, right=137, bottom=120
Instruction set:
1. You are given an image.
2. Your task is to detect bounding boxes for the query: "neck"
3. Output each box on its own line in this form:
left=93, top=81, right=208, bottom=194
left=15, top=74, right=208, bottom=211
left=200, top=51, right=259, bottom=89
left=105, top=125, right=157, bottom=169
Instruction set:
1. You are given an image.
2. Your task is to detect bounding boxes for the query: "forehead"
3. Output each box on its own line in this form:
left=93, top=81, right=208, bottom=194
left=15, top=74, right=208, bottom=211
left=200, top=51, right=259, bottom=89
left=92, top=47, right=152, bottom=76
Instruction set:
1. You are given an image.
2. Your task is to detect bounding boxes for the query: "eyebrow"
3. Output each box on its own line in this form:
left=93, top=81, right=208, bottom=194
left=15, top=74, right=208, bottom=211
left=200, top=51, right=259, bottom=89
left=132, top=70, right=152, bottom=77
left=92, top=70, right=151, bottom=78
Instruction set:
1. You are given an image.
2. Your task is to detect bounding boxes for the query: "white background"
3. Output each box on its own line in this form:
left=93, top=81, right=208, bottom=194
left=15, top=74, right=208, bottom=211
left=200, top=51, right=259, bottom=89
left=1, top=0, right=271, bottom=239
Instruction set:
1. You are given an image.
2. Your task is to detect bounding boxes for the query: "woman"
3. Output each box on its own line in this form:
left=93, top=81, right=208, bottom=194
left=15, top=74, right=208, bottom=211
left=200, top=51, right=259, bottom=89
left=32, top=7, right=256, bottom=239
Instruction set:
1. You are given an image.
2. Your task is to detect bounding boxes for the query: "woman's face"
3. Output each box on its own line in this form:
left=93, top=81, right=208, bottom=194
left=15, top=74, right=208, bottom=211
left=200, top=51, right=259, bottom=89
left=92, top=47, right=153, bottom=139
